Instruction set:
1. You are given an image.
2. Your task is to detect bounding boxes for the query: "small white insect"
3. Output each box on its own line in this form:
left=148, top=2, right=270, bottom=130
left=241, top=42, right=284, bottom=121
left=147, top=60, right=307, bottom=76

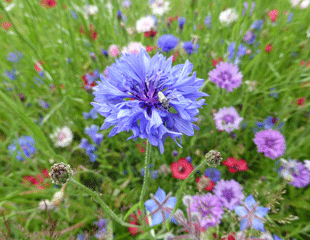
left=157, top=91, right=169, bottom=109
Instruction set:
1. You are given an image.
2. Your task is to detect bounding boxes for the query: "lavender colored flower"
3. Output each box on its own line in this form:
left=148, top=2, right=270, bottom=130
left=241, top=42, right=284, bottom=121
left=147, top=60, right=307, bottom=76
left=182, top=41, right=199, bottom=55
left=213, top=179, right=244, bottom=210
left=251, top=20, right=264, bottom=30
left=273, top=234, right=283, bottom=240
left=178, top=17, right=186, bottom=29
left=71, top=10, right=77, bottom=20
left=204, top=15, right=211, bottom=28
left=94, top=218, right=108, bottom=239
left=205, top=168, right=221, bottom=182
left=208, top=62, right=243, bottom=92
left=8, top=136, right=36, bottom=161
left=213, top=106, right=243, bottom=133
left=92, top=49, right=208, bottom=154
left=38, top=99, right=50, bottom=108
left=287, top=13, right=293, bottom=23
left=101, top=49, right=108, bottom=57
left=253, top=129, right=286, bottom=160
left=227, top=43, right=247, bottom=64
left=80, top=138, right=89, bottom=149
left=5, top=69, right=17, bottom=80
left=6, top=51, right=22, bottom=62
left=83, top=108, right=98, bottom=119
left=172, top=150, right=178, bottom=157
left=243, top=1, right=255, bottom=16
left=150, top=170, right=159, bottom=179
left=186, top=156, right=192, bottom=163
left=144, top=187, right=177, bottom=226
left=286, top=161, right=310, bottom=188
left=234, top=194, right=269, bottom=232
left=243, top=30, right=256, bottom=44
left=122, top=0, right=131, bottom=8
left=189, top=193, right=224, bottom=229
left=157, top=34, right=178, bottom=52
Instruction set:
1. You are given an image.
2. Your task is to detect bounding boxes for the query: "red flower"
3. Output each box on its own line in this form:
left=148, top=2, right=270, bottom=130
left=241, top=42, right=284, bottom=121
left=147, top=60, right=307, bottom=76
left=1, top=21, right=12, bottom=30
left=221, top=233, right=236, bottom=240
left=128, top=210, right=148, bottom=235
left=34, top=61, right=43, bottom=72
left=40, top=0, right=57, bottom=8
left=195, top=176, right=215, bottom=191
left=269, top=10, right=279, bottom=22
left=79, top=25, right=97, bottom=40
left=144, top=29, right=157, bottom=38
left=82, top=73, right=96, bottom=90
left=136, top=144, right=145, bottom=153
left=146, top=46, right=156, bottom=52
left=265, top=44, right=272, bottom=53
left=297, top=97, right=306, bottom=106
left=222, top=157, right=248, bottom=173
left=171, top=158, right=193, bottom=179
left=22, top=169, right=50, bottom=189
left=211, top=57, right=223, bottom=67
left=172, top=51, right=179, bottom=63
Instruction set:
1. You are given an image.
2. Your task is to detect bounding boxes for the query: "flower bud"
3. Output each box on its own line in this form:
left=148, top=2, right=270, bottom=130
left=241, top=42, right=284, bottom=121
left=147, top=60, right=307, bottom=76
left=204, top=150, right=223, bottom=167
left=50, top=162, right=73, bottom=185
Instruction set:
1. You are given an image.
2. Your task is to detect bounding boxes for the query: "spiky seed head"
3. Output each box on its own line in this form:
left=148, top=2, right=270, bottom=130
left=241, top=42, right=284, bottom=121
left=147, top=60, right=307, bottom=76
left=50, top=162, right=73, bottom=185
left=204, top=150, right=223, bottom=167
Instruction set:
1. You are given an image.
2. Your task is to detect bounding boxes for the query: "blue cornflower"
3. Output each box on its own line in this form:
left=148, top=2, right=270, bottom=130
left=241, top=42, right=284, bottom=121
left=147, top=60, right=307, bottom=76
left=269, top=88, right=279, bottom=98
left=251, top=20, right=264, bottom=30
left=8, top=136, right=36, bottom=161
left=186, top=156, right=192, bottom=163
left=80, top=138, right=89, bottom=149
left=182, top=41, right=199, bottom=55
left=85, top=144, right=97, bottom=156
left=242, top=1, right=255, bottom=16
left=243, top=30, right=256, bottom=44
left=76, top=234, right=86, bottom=240
left=5, top=69, right=17, bottom=80
left=83, top=108, right=98, bottom=119
left=89, top=153, right=98, bottom=162
left=172, top=150, right=178, bottom=157
left=101, top=49, right=108, bottom=56
left=71, top=10, right=77, bottom=20
left=204, top=15, right=211, bottom=28
left=234, top=194, right=269, bottom=232
left=38, top=100, right=50, bottom=109
left=144, top=187, right=177, bottom=226
left=6, top=51, right=22, bottom=63
left=85, top=125, right=104, bottom=145
left=94, top=218, right=108, bottom=239
left=227, top=43, right=246, bottom=64
left=204, top=168, right=221, bottom=182
left=92, top=49, right=208, bottom=154
left=33, top=76, right=44, bottom=85
left=157, top=34, right=179, bottom=52
left=178, top=17, right=186, bottom=29
left=150, top=170, right=159, bottom=179
left=117, top=10, right=122, bottom=20
left=287, top=13, right=293, bottom=23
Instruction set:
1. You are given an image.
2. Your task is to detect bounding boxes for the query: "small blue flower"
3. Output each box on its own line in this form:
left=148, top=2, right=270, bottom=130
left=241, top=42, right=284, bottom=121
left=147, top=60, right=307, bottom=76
left=101, top=49, right=108, bottom=56
left=182, top=41, right=199, bottom=55
left=178, top=17, right=186, bottom=29
left=251, top=20, right=264, bottom=30
left=38, top=100, right=50, bottom=109
left=186, top=156, right=192, bottom=163
left=71, top=10, right=77, bottom=20
left=150, top=170, right=159, bottom=179
left=273, top=234, right=283, bottom=240
left=287, top=13, right=293, bottom=23
left=144, top=187, right=177, bottom=226
left=85, top=144, right=97, bottom=155
left=94, top=218, right=108, bottom=239
left=5, top=69, right=17, bottom=80
left=172, top=150, right=178, bottom=157
left=204, top=15, right=211, bottom=28
left=205, top=168, right=221, bottom=182
left=76, top=234, right=86, bottom=240
left=269, top=88, right=279, bottom=98
left=8, top=136, right=36, bottom=161
left=157, top=34, right=178, bottom=52
left=85, top=125, right=99, bottom=137
left=6, top=51, right=22, bottom=62
left=80, top=138, right=89, bottom=149
left=83, top=108, right=98, bottom=119
left=227, top=43, right=246, bottom=64
left=89, top=153, right=98, bottom=162
left=234, top=194, right=269, bottom=232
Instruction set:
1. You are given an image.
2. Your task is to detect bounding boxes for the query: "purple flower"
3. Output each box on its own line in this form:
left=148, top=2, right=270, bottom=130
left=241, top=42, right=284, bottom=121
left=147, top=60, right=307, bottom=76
left=92, top=49, right=208, bottom=154
left=227, top=43, right=247, bottom=64
left=144, top=187, right=177, bottom=226
left=213, top=106, right=243, bottom=133
left=204, top=15, right=211, bottom=28
left=8, top=136, right=36, bottom=161
left=94, top=218, right=108, bottom=239
left=251, top=20, right=264, bottom=30
left=234, top=194, right=269, bottom=232
left=122, top=0, right=131, bottom=8
left=182, top=41, right=199, bottom=55
left=71, top=10, right=77, bottom=20
left=213, top=179, right=244, bottom=210
left=243, top=30, right=256, bottom=44
left=273, top=234, right=283, bottom=240
left=208, top=62, right=242, bottom=92
left=38, top=99, right=50, bottom=109
left=5, top=69, right=17, bottom=80
left=178, top=17, right=186, bottom=29
left=253, top=129, right=286, bottom=160
left=242, top=1, right=255, bottom=16
left=83, top=108, right=98, bottom=119
left=288, top=162, right=310, bottom=188
left=172, top=150, right=178, bottom=157
left=80, top=138, right=89, bottom=149
left=287, top=13, right=293, bottom=23
left=269, top=88, right=279, bottom=98
left=157, top=34, right=179, bottom=52
left=6, top=51, right=22, bottom=62
left=189, top=193, right=224, bottom=229
left=205, top=168, right=221, bottom=182
left=84, top=125, right=104, bottom=146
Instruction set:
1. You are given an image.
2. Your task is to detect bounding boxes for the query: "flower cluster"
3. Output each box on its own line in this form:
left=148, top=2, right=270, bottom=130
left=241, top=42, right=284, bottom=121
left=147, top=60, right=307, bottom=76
left=8, top=136, right=36, bottom=161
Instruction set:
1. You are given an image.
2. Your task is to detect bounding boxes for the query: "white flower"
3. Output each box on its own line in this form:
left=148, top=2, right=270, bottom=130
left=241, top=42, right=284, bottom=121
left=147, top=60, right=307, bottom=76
left=259, top=232, right=274, bottom=240
left=291, top=0, right=310, bottom=8
left=136, top=16, right=155, bottom=33
left=38, top=199, right=55, bottom=211
left=150, top=0, right=170, bottom=16
left=219, top=8, right=238, bottom=25
left=51, top=190, right=65, bottom=205
left=121, top=42, right=145, bottom=54
left=83, top=5, right=98, bottom=16
left=304, top=160, right=310, bottom=171
left=50, top=126, right=73, bottom=148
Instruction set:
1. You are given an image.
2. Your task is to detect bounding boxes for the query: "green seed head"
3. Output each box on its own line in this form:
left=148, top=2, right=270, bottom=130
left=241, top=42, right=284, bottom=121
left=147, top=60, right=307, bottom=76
left=50, top=162, right=73, bottom=185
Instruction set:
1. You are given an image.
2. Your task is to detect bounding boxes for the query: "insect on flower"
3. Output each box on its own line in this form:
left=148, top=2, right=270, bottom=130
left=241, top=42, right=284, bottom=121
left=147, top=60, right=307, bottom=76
left=157, top=91, right=169, bottom=110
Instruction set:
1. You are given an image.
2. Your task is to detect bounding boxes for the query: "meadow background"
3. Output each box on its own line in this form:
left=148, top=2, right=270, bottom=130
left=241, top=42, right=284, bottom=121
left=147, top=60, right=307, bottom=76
left=0, top=0, right=310, bottom=239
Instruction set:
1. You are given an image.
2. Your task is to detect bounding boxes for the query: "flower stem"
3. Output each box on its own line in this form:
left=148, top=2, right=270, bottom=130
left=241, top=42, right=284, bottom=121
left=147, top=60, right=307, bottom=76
left=70, top=178, right=142, bottom=229
left=139, top=141, right=151, bottom=210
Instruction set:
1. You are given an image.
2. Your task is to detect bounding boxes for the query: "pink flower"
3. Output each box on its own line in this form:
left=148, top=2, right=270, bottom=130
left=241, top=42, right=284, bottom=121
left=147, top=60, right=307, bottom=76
left=108, top=44, right=120, bottom=57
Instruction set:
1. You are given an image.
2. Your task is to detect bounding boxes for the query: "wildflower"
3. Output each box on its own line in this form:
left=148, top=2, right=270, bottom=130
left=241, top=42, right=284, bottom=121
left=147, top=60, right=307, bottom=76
left=171, top=158, right=194, bottom=179
left=159, top=164, right=172, bottom=176
left=144, top=187, right=177, bottom=226
left=82, top=72, right=99, bottom=90
left=172, top=150, right=178, bottom=157
left=6, top=51, right=22, bottom=63
left=219, top=8, right=238, bottom=25
left=144, top=29, right=157, bottom=38
left=243, top=30, right=256, bottom=44
left=204, top=150, right=223, bottom=167
left=208, top=62, right=242, bottom=92
left=213, top=179, right=244, bottom=210
left=101, top=49, right=108, bottom=56
left=253, top=129, right=286, bottom=160
left=38, top=99, right=50, bottom=109
left=251, top=20, right=264, bottom=30
left=280, top=160, right=310, bottom=187
left=243, top=1, right=255, bottom=16
left=8, top=136, right=36, bottom=161
left=265, top=44, right=272, bottom=53
left=23, top=169, right=50, bottom=189
left=269, top=10, right=279, bottom=22
left=234, top=194, right=269, bottom=232
left=297, top=97, right=306, bottom=106
left=128, top=210, right=148, bottom=235
left=223, top=157, right=248, bottom=173
left=151, top=170, right=159, bottom=179
left=269, top=87, right=278, bottom=98
left=38, top=199, right=55, bottom=210
left=205, top=168, right=221, bottom=182
left=121, top=42, right=145, bottom=55
left=178, top=17, right=186, bottom=29
left=291, top=0, right=310, bottom=8
left=204, top=15, right=211, bottom=28
left=211, top=57, right=223, bottom=67
left=189, top=193, right=224, bottom=229
left=136, top=144, right=145, bottom=153
left=40, top=0, right=57, bottom=8
left=195, top=176, right=215, bottom=192
left=122, top=0, right=131, bottom=8
left=83, top=108, right=98, bottom=119
left=136, top=16, right=156, bottom=33
left=108, top=44, right=120, bottom=57
left=85, top=125, right=104, bottom=146
left=92, top=49, right=207, bottom=154
left=182, top=41, right=199, bottom=55
left=304, top=160, right=310, bottom=172
left=227, top=42, right=247, bottom=64
left=150, top=0, right=170, bottom=16
left=157, top=34, right=178, bottom=52
left=213, top=107, right=243, bottom=133
left=50, top=126, right=73, bottom=148
left=94, top=218, right=108, bottom=239
left=83, top=5, right=98, bottom=18
left=50, top=162, right=73, bottom=185
left=5, top=69, right=17, bottom=80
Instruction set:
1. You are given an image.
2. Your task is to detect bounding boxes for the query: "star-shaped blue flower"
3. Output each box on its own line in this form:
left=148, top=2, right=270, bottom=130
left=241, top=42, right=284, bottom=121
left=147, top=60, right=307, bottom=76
left=144, top=187, right=177, bottom=226
left=234, top=194, right=269, bottom=232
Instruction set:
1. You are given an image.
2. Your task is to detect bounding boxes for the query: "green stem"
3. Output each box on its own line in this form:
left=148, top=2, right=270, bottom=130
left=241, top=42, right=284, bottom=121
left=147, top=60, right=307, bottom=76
left=139, top=141, right=151, bottom=210
left=70, top=178, right=142, bottom=229
left=167, top=158, right=209, bottom=222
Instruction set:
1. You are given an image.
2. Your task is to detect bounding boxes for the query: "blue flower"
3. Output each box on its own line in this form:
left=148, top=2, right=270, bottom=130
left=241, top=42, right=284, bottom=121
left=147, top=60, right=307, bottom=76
left=269, top=88, right=279, bottom=98
left=273, top=234, right=283, bottom=240
left=157, top=34, right=179, bottom=52
left=144, top=187, right=177, bottom=226
left=204, top=168, right=221, bottom=182
left=8, top=136, right=36, bottom=161
left=6, top=51, right=22, bottom=62
left=287, top=13, right=293, bottom=23
left=101, top=49, right=108, bottom=56
left=227, top=43, right=246, bottom=64
left=251, top=20, right=264, bottom=30
left=234, top=194, right=269, bottom=232
left=204, top=15, right=211, bottom=28
left=71, top=10, right=77, bottom=20
left=92, top=49, right=208, bottom=154
left=38, top=100, right=50, bottom=109
left=80, top=138, right=89, bottom=149
left=5, top=69, right=17, bottom=80
left=178, top=17, right=186, bottom=29
left=150, top=170, right=159, bottom=179
left=182, top=41, right=199, bottom=55
left=94, top=218, right=108, bottom=239
left=83, top=108, right=98, bottom=119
